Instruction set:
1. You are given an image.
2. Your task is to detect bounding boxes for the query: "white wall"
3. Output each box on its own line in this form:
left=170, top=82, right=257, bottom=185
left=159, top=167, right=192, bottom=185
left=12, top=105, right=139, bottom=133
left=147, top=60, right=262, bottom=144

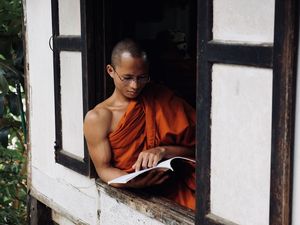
left=58, top=0, right=81, bottom=35
left=99, top=193, right=163, bottom=225
left=211, top=65, right=272, bottom=225
left=24, top=0, right=98, bottom=224
left=60, top=51, right=84, bottom=158
left=213, top=0, right=275, bottom=43
left=292, top=15, right=300, bottom=225
left=210, top=0, right=275, bottom=224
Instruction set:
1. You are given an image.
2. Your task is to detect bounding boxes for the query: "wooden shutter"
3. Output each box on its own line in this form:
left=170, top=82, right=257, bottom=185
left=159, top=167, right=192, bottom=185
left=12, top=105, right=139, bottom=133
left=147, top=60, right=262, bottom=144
left=51, top=0, right=101, bottom=175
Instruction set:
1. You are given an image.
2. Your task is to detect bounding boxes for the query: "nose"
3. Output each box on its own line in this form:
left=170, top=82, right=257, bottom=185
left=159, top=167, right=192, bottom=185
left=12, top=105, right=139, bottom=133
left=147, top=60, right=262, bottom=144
left=129, top=79, right=139, bottom=89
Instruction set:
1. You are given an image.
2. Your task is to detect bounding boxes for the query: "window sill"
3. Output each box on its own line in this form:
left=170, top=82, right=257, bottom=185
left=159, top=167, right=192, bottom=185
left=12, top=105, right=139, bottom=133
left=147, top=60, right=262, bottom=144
left=96, top=179, right=195, bottom=225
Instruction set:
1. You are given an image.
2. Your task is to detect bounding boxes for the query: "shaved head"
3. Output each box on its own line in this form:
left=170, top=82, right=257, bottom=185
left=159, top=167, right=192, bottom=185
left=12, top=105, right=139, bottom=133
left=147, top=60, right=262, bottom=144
left=111, top=39, right=148, bottom=68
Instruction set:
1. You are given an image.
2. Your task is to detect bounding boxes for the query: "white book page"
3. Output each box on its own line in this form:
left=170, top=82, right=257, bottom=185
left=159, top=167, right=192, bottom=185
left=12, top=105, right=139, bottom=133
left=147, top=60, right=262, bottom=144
left=107, top=157, right=195, bottom=184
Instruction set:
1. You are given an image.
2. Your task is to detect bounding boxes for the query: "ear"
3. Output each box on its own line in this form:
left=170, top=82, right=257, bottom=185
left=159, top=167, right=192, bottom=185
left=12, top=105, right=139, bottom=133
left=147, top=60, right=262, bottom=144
left=106, top=64, right=115, bottom=78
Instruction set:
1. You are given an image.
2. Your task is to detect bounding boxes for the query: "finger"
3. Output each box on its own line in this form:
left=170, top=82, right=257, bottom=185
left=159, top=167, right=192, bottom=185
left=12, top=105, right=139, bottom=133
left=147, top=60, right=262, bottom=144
left=134, top=155, right=143, bottom=172
left=147, top=154, right=155, bottom=168
left=141, top=156, right=149, bottom=169
left=152, top=155, right=160, bottom=167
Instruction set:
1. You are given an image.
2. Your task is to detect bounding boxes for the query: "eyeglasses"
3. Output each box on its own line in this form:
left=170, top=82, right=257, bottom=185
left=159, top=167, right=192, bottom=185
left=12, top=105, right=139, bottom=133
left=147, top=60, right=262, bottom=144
left=113, top=67, right=150, bottom=85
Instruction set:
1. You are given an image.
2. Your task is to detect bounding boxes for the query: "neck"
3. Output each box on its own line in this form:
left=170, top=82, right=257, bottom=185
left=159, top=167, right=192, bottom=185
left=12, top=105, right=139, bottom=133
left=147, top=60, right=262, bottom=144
left=111, top=89, right=133, bottom=105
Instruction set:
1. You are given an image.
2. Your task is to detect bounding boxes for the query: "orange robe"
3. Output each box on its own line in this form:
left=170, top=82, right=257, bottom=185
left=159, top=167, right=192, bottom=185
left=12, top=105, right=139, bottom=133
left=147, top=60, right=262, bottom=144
left=108, top=84, right=196, bottom=210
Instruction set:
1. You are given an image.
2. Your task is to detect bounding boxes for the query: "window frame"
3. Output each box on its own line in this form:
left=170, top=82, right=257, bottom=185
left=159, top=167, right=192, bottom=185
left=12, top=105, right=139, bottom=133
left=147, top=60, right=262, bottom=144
left=195, top=0, right=298, bottom=224
left=51, top=0, right=99, bottom=176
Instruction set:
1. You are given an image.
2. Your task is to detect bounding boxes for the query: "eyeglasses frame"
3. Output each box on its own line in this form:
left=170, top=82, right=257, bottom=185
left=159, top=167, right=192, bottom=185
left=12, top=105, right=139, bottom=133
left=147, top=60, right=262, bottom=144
left=111, top=66, right=150, bottom=85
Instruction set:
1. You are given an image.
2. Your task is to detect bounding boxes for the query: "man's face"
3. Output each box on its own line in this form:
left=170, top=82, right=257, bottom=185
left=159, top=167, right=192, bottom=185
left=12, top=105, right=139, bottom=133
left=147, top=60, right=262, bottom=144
left=109, top=53, right=149, bottom=99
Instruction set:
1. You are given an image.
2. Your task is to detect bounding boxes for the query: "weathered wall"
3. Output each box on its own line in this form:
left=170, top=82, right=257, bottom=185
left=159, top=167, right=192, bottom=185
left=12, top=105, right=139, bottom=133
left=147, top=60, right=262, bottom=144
left=99, top=193, right=163, bottom=225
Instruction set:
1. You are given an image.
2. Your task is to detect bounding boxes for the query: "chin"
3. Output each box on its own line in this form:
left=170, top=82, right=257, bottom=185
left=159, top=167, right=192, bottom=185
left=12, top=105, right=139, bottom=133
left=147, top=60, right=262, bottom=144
left=126, top=94, right=139, bottom=99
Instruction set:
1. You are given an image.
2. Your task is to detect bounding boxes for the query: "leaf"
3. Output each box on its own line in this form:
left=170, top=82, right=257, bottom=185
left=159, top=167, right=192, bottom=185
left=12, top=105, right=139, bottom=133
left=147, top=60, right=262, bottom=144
left=0, top=54, right=6, bottom=60
left=0, top=127, right=9, bottom=148
left=0, top=1, right=27, bottom=223
left=7, top=93, right=19, bottom=116
left=0, top=72, right=9, bottom=94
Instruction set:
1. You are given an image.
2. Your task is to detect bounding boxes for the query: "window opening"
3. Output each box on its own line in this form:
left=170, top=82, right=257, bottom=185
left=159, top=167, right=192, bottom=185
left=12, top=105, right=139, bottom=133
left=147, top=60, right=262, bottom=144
left=105, top=0, right=197, bottom=107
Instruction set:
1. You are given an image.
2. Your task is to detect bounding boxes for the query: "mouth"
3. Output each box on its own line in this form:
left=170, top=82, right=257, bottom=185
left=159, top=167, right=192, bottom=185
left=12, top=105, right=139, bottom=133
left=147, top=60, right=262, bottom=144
left=127, top=90, right=139, bottom=97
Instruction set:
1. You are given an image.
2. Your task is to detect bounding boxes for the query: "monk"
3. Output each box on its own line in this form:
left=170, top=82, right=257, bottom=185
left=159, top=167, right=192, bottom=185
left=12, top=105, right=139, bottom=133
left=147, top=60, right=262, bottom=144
left=84, top=39, right=196, bottom=210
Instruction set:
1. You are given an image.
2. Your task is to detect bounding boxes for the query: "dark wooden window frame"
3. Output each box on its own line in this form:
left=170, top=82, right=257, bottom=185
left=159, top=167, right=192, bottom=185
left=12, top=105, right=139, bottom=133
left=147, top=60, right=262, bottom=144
left=51, top=0, right=98, bottom=176
left=196, top=0, right=298, bottom=225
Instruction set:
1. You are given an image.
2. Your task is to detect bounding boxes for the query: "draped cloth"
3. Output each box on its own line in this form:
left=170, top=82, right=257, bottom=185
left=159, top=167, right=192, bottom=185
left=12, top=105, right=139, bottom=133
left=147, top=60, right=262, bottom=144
left=108, top=84, right=196, bottom=210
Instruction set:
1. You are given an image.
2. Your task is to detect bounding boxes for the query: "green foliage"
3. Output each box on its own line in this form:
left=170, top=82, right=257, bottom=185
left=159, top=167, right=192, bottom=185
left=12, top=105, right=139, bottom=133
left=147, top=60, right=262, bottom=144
left=0, top=144, right=27, bottom=225
left=0, top=0, right=27, bottom=224
left=0, top=0, right=22, bottom=34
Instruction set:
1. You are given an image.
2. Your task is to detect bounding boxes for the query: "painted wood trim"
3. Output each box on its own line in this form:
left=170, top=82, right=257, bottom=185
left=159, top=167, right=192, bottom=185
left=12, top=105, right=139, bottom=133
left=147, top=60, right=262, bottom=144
left=51, top=0, right=91, bottom=176
left=53, top=36, right=82, bottom=51
left=55, top=150, right=89, bottom=174
left=93, top=0, right=107, bottom=102
left=269, top=0, right=298, bottom=224
left=195, top=0, right=213, bottom=224
left=51, top=0, right=59, bottom=36
left=22, top=0, right=32, bottom=190
left=207, top=41, right=273, bottom=68
left=79, top=0, right=90, bottom=167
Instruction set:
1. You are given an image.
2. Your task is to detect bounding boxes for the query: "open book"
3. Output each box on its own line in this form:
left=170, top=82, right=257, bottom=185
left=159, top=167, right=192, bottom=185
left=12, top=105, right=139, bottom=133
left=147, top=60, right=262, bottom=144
left=108, top=156, right=195, bottom=185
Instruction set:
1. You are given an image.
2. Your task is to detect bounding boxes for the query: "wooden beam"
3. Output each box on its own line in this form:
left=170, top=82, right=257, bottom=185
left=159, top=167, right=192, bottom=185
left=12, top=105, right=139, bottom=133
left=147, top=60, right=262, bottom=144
left=269, top=0, right=298, bottom=224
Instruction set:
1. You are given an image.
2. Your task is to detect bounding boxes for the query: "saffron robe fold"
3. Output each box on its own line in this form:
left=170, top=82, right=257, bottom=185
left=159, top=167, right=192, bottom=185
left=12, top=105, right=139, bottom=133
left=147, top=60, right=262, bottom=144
left=108, top=84, right=196, bottom=209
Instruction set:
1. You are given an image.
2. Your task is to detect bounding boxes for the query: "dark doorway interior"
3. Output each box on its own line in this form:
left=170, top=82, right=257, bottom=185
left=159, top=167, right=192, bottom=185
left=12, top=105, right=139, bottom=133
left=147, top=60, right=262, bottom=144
left=104, top=0, right=197, bottom=107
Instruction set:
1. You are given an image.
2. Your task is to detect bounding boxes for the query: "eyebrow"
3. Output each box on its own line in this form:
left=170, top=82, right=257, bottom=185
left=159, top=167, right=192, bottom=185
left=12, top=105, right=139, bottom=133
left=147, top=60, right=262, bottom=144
left=122, top=73, right=148, bottom=77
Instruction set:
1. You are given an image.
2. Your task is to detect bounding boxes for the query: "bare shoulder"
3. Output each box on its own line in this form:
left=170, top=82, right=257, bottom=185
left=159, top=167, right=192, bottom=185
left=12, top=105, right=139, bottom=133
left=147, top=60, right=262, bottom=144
left=85, top=104, right=112, bottom=124
left=84, top=101, right=112, bottom=138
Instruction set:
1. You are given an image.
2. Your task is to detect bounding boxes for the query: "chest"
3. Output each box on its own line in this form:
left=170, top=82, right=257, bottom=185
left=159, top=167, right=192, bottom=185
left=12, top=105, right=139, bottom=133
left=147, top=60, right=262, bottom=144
left=109, top=106, right=128, bottom=133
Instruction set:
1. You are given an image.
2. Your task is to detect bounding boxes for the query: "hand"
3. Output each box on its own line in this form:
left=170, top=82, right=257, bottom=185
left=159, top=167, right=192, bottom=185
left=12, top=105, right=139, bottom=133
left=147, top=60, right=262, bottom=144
left=132, top=147, right=166, bottom=172
left=127, top=169, right=170, bottom=188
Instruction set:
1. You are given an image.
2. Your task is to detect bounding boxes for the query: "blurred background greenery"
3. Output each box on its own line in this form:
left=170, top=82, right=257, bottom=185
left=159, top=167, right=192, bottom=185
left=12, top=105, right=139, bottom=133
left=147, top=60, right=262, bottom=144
left=0, top=0, right=27, bottom=224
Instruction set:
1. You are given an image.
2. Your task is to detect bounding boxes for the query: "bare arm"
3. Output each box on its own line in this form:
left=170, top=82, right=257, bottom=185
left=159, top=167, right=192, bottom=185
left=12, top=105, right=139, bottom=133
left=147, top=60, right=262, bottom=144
left=84, top=108, right=169, bottom=188
left=84, top=109, right=127, bottom=187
